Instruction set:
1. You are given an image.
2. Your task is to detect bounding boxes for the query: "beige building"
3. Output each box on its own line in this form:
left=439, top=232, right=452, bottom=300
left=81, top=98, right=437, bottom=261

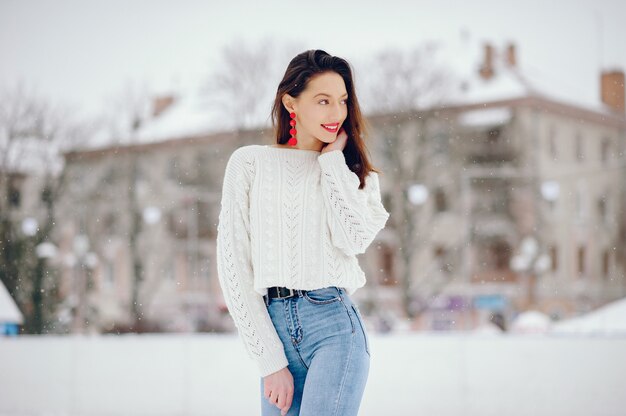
left=57, top=132, right=241, bottom=333
left=363, top=44, right=626, bottom=331
left=52, top=43, right=626, bottom=334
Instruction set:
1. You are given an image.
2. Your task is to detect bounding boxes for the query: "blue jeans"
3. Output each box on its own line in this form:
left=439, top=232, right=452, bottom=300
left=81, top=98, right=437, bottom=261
left=260, top=286, right=370, bottom=416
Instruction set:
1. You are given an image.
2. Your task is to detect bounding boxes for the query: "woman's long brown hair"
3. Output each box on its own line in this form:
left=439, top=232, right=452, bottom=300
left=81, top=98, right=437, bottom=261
left=270, top=49, right=380, bottom=189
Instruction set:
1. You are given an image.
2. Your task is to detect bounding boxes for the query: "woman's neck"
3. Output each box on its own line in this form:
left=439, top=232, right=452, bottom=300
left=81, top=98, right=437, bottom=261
left=269, top=143, right=322, bottom=152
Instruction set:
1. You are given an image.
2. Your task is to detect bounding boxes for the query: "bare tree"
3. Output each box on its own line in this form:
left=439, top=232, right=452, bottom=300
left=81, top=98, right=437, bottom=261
left=202, top=36, right=306, bottom=132
left=359, top=44, right=456, bottom=319
left=0, top=81, right=93, bottom=333
left=101, top=80, right=154, bottom=330
left=101, top=79, right=153, bottom=145
left=359, top=42, right=453, bottom=115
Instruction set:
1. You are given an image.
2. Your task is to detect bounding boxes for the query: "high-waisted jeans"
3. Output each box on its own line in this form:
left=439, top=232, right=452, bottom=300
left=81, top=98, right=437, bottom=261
left=260, top=286, right=370, bottom=416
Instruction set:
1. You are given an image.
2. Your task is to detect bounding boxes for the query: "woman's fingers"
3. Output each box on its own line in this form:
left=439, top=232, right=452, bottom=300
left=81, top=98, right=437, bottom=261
left=268, top=389, right=291, bottom=415
left=275, top=390, right=287, bottom=409
left=281, top=390, right=293, bottom=415
left=263, top=368, right=294, bottom=414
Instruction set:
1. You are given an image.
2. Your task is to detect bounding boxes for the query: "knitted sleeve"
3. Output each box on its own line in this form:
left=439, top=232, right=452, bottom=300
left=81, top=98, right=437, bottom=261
left=318, top=149, right=390, bottom=256
left=216, top=147, right=289, bottom=378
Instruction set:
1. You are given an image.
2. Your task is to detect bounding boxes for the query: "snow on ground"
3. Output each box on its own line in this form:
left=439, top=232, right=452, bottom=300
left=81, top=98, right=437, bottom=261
left=1, top=331, right=625, bottom=416
left=0, top=281, right=23, bottom=324
left=551, top=296, right=626, bottom=335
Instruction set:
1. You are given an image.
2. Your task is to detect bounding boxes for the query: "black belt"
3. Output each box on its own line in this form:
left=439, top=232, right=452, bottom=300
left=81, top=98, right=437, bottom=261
left=266, top=286, right=301, bottom=300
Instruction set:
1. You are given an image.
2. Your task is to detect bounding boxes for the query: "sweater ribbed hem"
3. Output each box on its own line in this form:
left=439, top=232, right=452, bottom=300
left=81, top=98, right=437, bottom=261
left=317, top=149, right=345, bottom=168
left=257, top=350, right=290, bottom=378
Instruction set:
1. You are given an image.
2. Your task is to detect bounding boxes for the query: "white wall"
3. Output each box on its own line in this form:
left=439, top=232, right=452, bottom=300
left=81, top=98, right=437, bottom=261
left=1, top=333, right=625, bottom=416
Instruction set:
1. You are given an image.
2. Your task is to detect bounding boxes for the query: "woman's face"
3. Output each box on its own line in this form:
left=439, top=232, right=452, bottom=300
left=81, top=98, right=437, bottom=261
left=284, top=71, right=349, bottom=146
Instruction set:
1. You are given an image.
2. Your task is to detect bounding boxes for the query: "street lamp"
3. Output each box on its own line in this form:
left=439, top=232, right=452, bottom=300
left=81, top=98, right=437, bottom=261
left=541, top=180, right=560, bottom=202
left=35, top=242, right=58, bottom=260
left=509, top=179, right=558, bottom=309
left=407, top=183, right=429, bottom=206
left=143, top=206, right=161, bottom=225
left=21, top=217, right=38, bottom=237
left=406, top=183, right=429, bottom=317
left=510, top=236, right=551, bottom=308
left=71, top=234, right=99, bottom=334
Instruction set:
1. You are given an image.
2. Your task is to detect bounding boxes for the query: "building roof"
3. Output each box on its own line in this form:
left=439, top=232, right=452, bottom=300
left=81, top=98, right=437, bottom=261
left=75, top=36, right=626, bottom=153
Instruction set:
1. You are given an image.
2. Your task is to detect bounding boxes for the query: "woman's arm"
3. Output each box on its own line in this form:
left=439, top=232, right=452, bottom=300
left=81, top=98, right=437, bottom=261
left=318, top=149, right=390, bottom=256
left=216, top=147, right=289, bottom=377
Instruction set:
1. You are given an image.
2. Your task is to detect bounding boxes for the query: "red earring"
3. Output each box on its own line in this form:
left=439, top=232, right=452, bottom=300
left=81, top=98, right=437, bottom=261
left=288, top=112, right=297, bottom=146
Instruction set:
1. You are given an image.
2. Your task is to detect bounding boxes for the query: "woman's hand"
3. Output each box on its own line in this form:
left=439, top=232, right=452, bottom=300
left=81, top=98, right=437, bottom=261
left=263, top=366, right=294, bottom=415
left=320, top=127, right=348, bottom=154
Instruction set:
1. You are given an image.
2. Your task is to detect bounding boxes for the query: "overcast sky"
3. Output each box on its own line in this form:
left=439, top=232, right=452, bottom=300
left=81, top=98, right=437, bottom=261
left=1, top=0, right=625, bottom=120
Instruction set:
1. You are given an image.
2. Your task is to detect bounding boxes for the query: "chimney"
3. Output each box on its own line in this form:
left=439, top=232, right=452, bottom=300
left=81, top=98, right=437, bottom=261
left=505, top=43, right=516, bottom=67
left=600, top=70, right=625, bottom=113
left=479, top=42, right=494, bottom=80
left=152, top=95, right=175, bottom=117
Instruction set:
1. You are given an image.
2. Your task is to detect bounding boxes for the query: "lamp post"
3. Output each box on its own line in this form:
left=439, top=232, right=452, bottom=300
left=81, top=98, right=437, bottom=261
left=501, top=172, right=559, bottom=310
left=541, top=180, right=560, bottom=209
left=406, top=183, right=429, bottom=318
left=510, top=236, right=551, bottom=309
left=71, top=234, right=99, bottom=334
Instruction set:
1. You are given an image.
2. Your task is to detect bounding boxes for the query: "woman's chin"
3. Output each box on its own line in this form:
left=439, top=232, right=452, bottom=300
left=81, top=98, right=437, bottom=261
left=316, top=136, right=336, bottom=144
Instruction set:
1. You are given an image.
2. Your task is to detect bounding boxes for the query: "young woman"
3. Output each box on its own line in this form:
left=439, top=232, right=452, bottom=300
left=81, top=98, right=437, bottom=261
left=216, top=49, right=390, bottom=415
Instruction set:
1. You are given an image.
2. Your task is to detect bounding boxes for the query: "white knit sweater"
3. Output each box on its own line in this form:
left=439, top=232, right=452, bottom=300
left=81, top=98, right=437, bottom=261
left=216, top=144, right=390, bottom=377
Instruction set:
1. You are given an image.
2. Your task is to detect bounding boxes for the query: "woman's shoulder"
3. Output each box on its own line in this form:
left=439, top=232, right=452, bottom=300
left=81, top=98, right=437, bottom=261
left=228, top=144, right=265, bottom=161
left=225, top=144, right=266, bottom=179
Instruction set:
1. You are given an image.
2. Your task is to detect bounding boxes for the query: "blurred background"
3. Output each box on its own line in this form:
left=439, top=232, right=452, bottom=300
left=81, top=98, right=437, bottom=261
left=1, top=0, right=625, bottom=415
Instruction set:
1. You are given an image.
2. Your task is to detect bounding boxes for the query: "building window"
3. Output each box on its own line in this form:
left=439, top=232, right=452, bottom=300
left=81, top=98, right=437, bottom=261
left=548, top=125, right=558, bottom=160
left=8, top=179, right=21, bottom=208
left=575, top=132, right=584, bottom=162
left=168, top=155, right=180, bottom=181
left=103, top=166, right=119, bottom=186
left=133, top=161, right=145, bottom=187
left=167, top=196, right=213, bottom=239
left=487, top=127, right=501, bottom=144
left=104, top=260, right=115, bottom=289
left=41, top=185, right=53, bottom=204
left=380, top=244, right=396, bottom=286
left=575, top=183, right=587, bottom=220
left=434, top=187, right=448, bottom=212
left=491, top=240, right=511, bottom=269
left=196, top=199, right=214, bottom=238
left=597, top=196, right=607, bottom=224
left=577, top=245, right=585, bottom=276
left=602, top=249, right=610, bottom=279
left=434, top=245, right=452, bottom=274
left=103, top=212, right=117, bottom=235
left=200, top=254, right=211, bottom=281
left=432, top=132, right=449, bottom=155
left=550, top=245, right=558, bottom=272
left=165, top=257, right=175, bottom=280
left=600, top=137, right=611, bottom=163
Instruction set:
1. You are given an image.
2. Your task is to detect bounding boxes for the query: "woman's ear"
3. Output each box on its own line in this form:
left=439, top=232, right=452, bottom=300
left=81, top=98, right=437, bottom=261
left=282, top=94, right=296, bottom=113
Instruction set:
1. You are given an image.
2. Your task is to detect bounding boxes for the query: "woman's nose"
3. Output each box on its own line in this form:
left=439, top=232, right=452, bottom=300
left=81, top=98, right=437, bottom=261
left=330, top=102, right=345, bottom=118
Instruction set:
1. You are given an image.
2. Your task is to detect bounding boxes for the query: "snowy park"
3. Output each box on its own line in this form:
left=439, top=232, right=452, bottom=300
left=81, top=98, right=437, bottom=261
left=2, top=329, right=626, bottom=415
left=2, top=1, right=626, bottom=415
left=4, top=296, right=626, bottom=415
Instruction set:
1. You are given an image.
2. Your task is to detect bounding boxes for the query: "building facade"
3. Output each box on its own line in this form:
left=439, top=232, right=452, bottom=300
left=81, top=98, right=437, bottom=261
left=51, top=44, right=626, bottom=333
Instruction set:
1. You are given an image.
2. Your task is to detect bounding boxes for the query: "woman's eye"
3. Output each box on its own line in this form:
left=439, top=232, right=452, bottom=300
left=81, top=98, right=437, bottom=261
left=319, top=99, right=348, bottom=105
